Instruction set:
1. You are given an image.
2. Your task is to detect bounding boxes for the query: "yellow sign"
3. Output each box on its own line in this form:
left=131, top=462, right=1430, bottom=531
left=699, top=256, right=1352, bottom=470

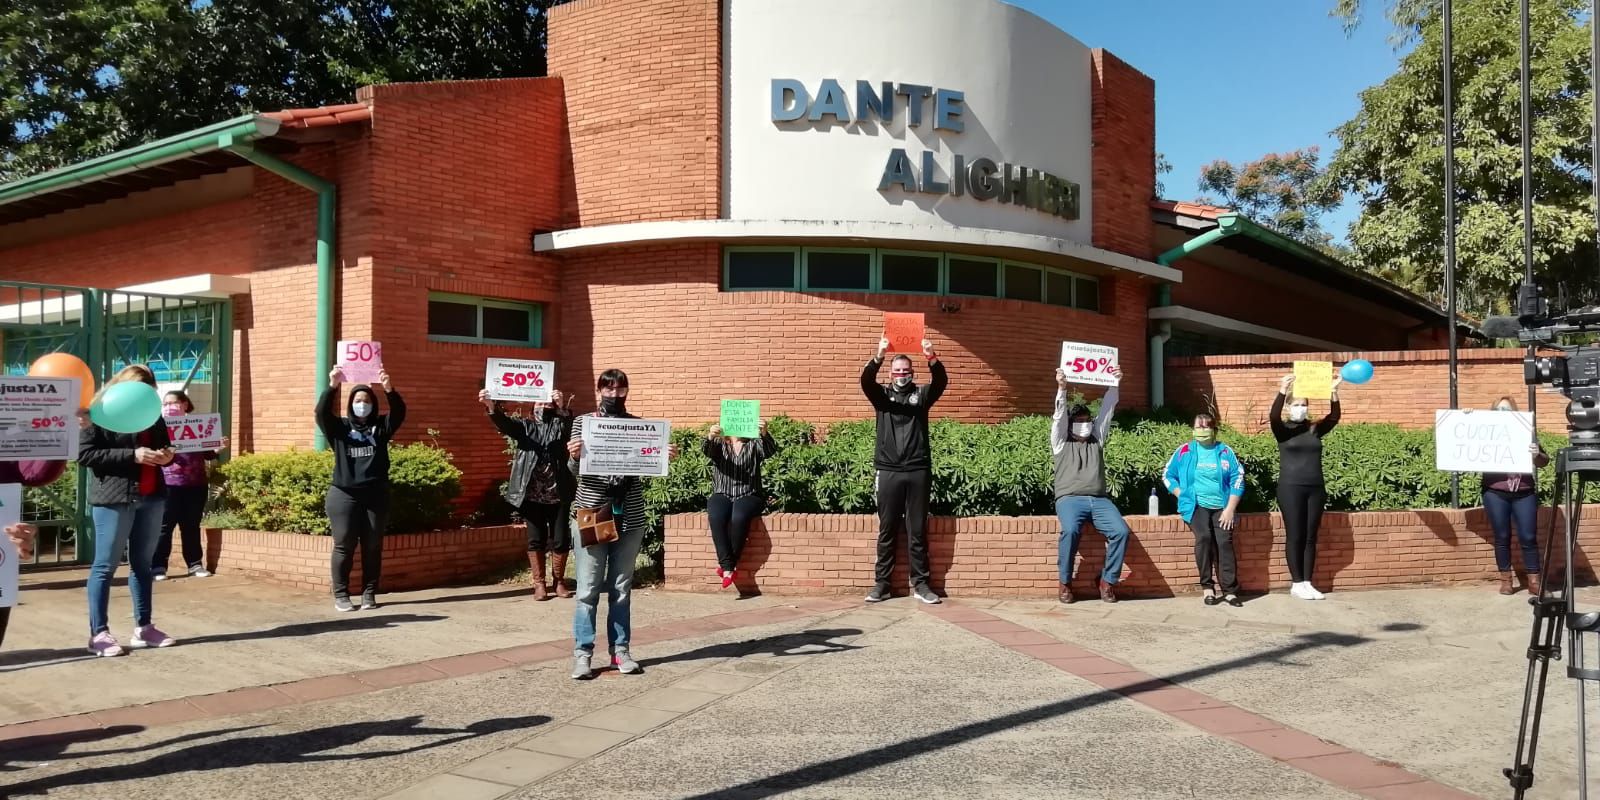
left=1293, top=361, right=1334, bottom=400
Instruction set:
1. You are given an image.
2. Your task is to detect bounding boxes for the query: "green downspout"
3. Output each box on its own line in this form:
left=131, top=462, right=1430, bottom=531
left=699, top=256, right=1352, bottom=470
left=1156, top=214, right=1245, bottom=266
left=222, top=140, right=336, bottom=451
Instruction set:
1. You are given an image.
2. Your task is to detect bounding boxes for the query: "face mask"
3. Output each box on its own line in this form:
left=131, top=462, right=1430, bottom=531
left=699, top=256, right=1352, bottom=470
left=162, top=403, right=185, bottom=418
left=893, top=376, right=914, bottom=389
left=351, top=402, right=373, bottom=419
left=1288, top=406, right=1309, bottom=423
left=599, top=395, right=627, bottom=415
left=1070, top=422, right=1093, bottom=439
left=1193, top=428, right=1216, bottom=444
left=1496, top=405, right=1513, bottom=413
left=539, top=406, right=557, bottom=421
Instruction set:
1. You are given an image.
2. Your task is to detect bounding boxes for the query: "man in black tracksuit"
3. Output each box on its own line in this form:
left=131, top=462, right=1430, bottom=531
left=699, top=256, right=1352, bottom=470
left=860, top=336, right=948, bottom=604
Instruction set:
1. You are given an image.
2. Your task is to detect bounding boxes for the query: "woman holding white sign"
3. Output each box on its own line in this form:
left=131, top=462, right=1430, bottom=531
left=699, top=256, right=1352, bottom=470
left=1482, top=396, right=1548, bottom=596
left=1270, top=373, right=1341, bottom=600
left=479, top=388, right=575, bottom=601
left=0, top=457, right=73, bottom=651
left=704, top=417, right=779, bottom=591
left=151, top=390, right=227, bottom=581
left=316, top=367, right=406, bottom=613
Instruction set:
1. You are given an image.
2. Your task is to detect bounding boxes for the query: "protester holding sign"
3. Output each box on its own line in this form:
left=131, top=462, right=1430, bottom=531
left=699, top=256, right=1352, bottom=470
left=480, top=388, right=575, bottom=601
left=860, top=336, right=948, bottom=605
left=1052, top=364, right=1129, bottom=604
left=565, top=369, right=678, bottom=679
left=1482, top=396, right=1549, bottom=596
left=152, top=390, right=228, bottom=581
left=0, top=453, right=75, bottom=651
left=704, top=416, right=779, bottom=591
left=316, top=367, right=406, bottom=613
left=1270, top=373, right=1342, bottom=601
left=80, top=365, right=178, bottom=657
left=1163, top=414, right=1246, bottom=607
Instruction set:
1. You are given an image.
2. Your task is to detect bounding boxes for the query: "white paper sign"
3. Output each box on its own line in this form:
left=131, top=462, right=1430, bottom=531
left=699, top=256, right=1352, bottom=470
left=579, top=416, right=671, bottom=477
left=0, top=484, right=22, bottom=609
left=485, top=358, right=554, bottom=403
left=166, top=413, right=224, bottom=454
left=1435, top=409, right=1535, bottom=473
left=0, top=376, right=80, bottom=461
left=1059, top=341, right=1120, bottom=387
left=336, top=340, right=384, bottom=383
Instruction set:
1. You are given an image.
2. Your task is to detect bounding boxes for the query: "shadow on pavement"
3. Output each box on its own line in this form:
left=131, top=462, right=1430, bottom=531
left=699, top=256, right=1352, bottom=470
left=3, top=715, right=549, bottom=796
left=379, top=587, right=535, bottom=606
left=3, top=724, right=264, bottom=766
left=637, top=628, right=866, bottom=670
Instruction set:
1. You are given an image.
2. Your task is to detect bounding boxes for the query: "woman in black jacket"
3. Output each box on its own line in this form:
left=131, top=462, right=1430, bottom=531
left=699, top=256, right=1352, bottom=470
left=316, top=367, right=405, bottom=612
left=1271, top=372, right=1341, bottom=601
left=81, top=364, right=177, bottom=657
left=479, top=388, right=574, bottom=600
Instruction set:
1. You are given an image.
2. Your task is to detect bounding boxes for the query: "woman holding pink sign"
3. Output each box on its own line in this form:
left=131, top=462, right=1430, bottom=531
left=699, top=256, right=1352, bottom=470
left=316, top=367, right=406, bottom=613
left=151, top=389, right=227, bottom=581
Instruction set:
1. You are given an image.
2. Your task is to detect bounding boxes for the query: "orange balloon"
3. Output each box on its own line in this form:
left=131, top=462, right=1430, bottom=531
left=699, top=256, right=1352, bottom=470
left=28, top=353, right=96, bottom=408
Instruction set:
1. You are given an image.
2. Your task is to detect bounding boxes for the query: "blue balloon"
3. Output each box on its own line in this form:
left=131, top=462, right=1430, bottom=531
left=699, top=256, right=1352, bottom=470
left=1340, top=359, right=1375, bottom=385
left=90, top=381, right=163, bottom=434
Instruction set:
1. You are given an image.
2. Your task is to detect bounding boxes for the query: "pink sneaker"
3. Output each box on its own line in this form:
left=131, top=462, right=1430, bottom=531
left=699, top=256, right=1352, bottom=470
left=131, top=625, right=176, bottom=649
left=88, top=631, right=126, bottom=657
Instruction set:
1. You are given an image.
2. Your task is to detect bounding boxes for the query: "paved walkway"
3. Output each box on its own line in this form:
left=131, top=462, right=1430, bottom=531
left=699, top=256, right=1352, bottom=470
left=0, top=570, right=1585, bottom=798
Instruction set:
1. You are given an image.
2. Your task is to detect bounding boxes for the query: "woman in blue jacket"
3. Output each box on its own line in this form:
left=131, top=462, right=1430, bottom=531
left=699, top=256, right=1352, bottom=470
left=1163, top=413, right=1246, bottom=607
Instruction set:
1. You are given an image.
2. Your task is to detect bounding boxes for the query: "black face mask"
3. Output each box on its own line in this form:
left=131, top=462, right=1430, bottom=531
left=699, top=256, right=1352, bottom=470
left=599, top=396, right=627, bottom=416
left=539, top=407, right=557, bottom=422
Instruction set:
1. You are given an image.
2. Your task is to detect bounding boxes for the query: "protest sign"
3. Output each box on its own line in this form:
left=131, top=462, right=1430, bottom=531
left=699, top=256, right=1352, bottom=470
left=486, top=358, right=555, bottom=403
left=0, top=376, right=79, bottom=461
left=1059, top=342, right=1120, bottom=388
left=1435, top=409, right=1535, bottom=473
left=581, top=417, right=671, bottom=477
left=1293, top=361, right=1334, bottom=400
left=883, top=312, right=925, bottom=354
left=166, top=413, right=224, bottom=454
left=720, top=399, right=760, bottom=439
left=336, top=340, right=383, bottom=383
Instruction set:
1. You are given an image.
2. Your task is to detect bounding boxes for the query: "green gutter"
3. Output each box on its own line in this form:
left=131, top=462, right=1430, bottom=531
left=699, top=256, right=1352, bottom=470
left=0, top=116, right=281, bottom=207
left=224, top=141, right=337, bottom=451
left=1156, top=214, right=1244, bottom=266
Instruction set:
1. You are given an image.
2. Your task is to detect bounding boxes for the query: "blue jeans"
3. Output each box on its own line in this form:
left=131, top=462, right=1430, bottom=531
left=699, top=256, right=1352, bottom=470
left=87, top=499, right=166, bottom=636
left=571, top=514, right=645, bottom=655
left=1484, top=489, right=1541, bottom=573
left=1055, top=495, right=1131, bottom=585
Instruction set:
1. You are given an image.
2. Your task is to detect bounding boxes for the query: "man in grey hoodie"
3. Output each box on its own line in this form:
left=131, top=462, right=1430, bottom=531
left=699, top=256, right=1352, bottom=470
left=1051, top=364, right=1129, bottom=604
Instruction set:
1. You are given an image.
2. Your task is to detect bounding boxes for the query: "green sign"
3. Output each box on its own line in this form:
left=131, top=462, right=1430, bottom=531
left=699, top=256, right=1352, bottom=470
left=720, top=399, right=760, bottom=439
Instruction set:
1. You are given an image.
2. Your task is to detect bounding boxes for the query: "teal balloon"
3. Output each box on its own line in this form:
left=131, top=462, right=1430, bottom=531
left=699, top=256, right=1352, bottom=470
left=1340, top=359, right=1375, bottom=385
left=90, top=381, right=163, bottom=433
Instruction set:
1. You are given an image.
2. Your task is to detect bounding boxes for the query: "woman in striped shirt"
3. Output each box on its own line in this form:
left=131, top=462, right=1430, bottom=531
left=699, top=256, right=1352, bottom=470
left=564, top=369, right=676, bottom=680
left=704, top=418, right=779, bottom=591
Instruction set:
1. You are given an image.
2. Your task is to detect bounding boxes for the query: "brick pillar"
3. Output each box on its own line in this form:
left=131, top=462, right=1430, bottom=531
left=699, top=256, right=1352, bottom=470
left=1089, top=49, right=1156, bottom=260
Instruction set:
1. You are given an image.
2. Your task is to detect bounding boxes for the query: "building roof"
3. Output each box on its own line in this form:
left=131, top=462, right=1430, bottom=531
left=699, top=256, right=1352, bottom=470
left=0, top=102, right=372, bottom=226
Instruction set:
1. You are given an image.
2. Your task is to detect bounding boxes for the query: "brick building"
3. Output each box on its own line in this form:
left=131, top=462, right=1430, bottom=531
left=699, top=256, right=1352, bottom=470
left=0, top=0, right=1464, bottom=508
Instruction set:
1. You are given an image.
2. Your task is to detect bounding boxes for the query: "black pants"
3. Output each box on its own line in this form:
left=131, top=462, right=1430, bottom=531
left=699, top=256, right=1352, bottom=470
left=875, top=469, right=931, bottom=589
left=708, top=493, right=763, bottom=572
left=154, top=485, right=208, bottom=572
left=327, top=486, right=388, bottom=598
left=521, top=500, right=571, bottom=553
left=0, top=607, right=9, bottom=650
left=1190, top=507, right=1238, bottom=593
left=1278, top=484, right=1326, bottom=583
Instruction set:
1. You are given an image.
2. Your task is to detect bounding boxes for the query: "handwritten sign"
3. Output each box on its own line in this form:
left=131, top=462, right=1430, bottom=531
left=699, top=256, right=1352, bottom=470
left=0, top=376, right=79, bottom=461
left=720, top=399, right=760, bottom=439
left=336, top=340, right=383, bottom=383
left=0, top=484, right=20, bottom=608
left=485, top=358, right=554, bottom=403
left=1059, top=342, right=1120, bottom=388
left=580, top=417, right=672, bottom=477
left=1293, top=361, right=1334, bottom=401
left=166, top=413, right=224, bottom=454
left=1435, top=409, right=1535, bottom=473
left=883, top=312, right=925, bottom=354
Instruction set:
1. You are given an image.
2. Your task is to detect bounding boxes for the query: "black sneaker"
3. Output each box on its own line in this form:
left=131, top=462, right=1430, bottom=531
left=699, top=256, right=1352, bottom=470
left=334, top=596, right=355, bottom=612
left=865, top=584, right=891, bottom=603
left=913, top=584, right=942, bottom=605
left=360, top=593, right=378, bottom=611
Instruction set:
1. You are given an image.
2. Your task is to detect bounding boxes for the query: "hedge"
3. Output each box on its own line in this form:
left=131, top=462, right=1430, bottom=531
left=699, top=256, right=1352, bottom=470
left=216, top=443, right=462, bottom=534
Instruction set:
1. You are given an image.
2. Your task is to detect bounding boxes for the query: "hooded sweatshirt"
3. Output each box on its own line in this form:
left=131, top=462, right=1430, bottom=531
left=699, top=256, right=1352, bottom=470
left=859, top=357, right=948, bottom=472
left=315, top=384, right=406, bottom=491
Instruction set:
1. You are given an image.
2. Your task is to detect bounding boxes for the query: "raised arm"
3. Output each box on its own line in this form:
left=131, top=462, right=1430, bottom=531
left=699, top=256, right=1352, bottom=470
left=1050, top=386, right=1069, bottom=456
left=860, top=357, right=893, bottom=412
left=924, top=358, right=949, bottom=407
left=315, top=385, right=347, bottom=440
left=754, top=430, right=780, bottom=460
left=384, top=390, right=406, bottom=437
left=1315, top=399, right=1342, bottom=438
left=1093, top=386, right=1119, bottom=442
left=1268, top=391, right=1289, bottom=440
left=486, top=402, right=529, bottom=442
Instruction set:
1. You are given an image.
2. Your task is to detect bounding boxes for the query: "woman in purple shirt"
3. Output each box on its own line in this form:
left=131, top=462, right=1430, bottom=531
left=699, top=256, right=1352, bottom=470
left=1482, top=396, right=1549, bottom=596
left=151, top=390, right=227, bottom=580
left=1, top=458, right=70, bottom=650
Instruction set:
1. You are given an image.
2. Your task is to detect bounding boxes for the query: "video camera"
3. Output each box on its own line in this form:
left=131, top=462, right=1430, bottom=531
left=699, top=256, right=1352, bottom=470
left=1484, top=280, right=1600, bottom=471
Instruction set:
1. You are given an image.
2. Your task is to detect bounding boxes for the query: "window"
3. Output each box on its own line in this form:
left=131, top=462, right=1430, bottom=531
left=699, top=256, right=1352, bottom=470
left=804, top=250, right=873, bottom=291
left=1074, top=276, right=1100, bottom=312
left=427, top=293, right=543, bottom=346
left=1004, top=264, right=1043, bottom=302
left=946, top=257, right=999, bottom=297
left=1045, top=271, right=1074, bottom=308
left=880, top=252, right=941, bottom=293
left=726, top=249, right=798, bottom=289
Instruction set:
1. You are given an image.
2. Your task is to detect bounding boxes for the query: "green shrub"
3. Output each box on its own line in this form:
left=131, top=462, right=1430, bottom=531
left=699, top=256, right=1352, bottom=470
left=217, top=443, right=462, bottom=534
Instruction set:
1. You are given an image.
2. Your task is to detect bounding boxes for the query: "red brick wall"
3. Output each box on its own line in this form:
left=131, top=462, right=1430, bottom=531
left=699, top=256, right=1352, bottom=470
left=1089, top=50, right=1156, bottom=260
left=1166, top=349, right=1568, bottom=433
left=547, top=0, right=721, bottom=226
left=664, top=507, right=1585, bottom=598
left=557, top=244, right=1152, bottom=420
left=191, top=525, right=526, bottom=593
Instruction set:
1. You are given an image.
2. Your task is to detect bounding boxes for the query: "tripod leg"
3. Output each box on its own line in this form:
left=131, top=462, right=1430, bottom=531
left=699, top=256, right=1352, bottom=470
left=1579, top=476, right=1589, bottom=800
left=1507, top=466, right=1570, bottom=798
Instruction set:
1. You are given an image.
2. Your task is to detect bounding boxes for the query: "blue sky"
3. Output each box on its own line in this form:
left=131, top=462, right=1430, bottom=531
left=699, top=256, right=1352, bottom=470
left=1015, top=0, right=1406, bottom=242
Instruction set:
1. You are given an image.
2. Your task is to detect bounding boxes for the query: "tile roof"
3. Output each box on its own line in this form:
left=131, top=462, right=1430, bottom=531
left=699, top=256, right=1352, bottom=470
left=1150, top=199, right=1231, bottom=220
left=261, top=102, right=373, bottom=129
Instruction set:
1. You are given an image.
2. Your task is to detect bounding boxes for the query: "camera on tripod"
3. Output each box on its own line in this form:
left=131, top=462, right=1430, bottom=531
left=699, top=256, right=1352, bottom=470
left=1499, top=280, right=1600, bottom=471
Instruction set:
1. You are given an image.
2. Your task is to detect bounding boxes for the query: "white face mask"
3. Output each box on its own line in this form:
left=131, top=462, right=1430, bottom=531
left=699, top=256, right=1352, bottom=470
left=1288, top=406, right=1309, bottom=423
left=351, top=402, right=373, bottom=418
left=1070, top=422, right=1093, bottom=439
left=1496, top=405, right=1513, bottom=413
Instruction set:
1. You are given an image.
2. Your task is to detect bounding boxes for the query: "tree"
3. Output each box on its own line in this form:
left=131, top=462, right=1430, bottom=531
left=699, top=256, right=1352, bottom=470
left=1195, top=147, right=1344, bottom=249
left=1325, top=0, right=1597, bottom=315
left=1155, top=152, right=1173, bottom=198
left=0, top=1, right=551, bottom=183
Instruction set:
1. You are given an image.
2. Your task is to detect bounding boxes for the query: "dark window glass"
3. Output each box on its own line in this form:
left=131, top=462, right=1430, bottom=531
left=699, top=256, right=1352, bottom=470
left=483, top=305, right=534, bottom=343
left=1004, top=264, right=1042, bottom=302
left=880, top=253, right=940, bottom=293
left=1075, top=277, right=1100, bottom=312
left=428, top=300, right=478, bottom=338
left=946, top=258, right=998, bottom=297
left=805, top=251, right=872, bottom=290
left=1046, top=272, right=1074, bottom=307
left=726, top=251, right=797, bottom=289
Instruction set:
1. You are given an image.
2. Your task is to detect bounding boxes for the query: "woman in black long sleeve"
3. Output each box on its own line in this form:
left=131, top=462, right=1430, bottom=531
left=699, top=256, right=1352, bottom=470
left=1271, top=372, right=1341, bottom=600
left=704, top=417, right=778, bottom=591
left=315, top=366, right=405, bottom=612
left=479, top=388, right=574, bottom=601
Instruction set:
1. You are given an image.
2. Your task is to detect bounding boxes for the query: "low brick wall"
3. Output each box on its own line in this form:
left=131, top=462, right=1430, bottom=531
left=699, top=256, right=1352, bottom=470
left=161, top=525, right=527, bottom=593
left=663, top=507, right=1597, bottom=599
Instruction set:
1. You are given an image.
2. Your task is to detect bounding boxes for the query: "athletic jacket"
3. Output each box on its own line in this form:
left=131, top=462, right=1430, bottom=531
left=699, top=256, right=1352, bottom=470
left=1162, top=441, right=1245, bottom=523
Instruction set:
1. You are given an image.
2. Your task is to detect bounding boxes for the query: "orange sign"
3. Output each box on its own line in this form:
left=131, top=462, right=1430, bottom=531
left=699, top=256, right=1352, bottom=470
left=883, top=312, right=925, bottom=354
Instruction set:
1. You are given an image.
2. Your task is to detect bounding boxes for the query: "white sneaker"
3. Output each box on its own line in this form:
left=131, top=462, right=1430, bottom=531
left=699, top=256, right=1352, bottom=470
left=188, top=565, right=212, bottom=578
left=1289, top=582, right=1315, bottom=600
left=152, top=572, right=168, bottom=582
left=1307, top=585, right=1326, bottom=600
